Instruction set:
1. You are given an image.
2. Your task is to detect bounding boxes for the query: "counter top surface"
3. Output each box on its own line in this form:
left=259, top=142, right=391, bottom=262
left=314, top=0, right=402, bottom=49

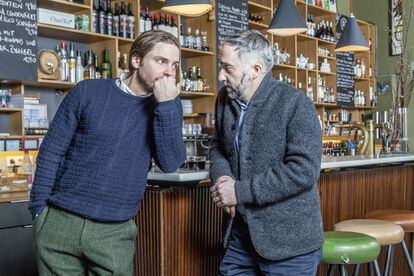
left=321, top=154, right=414, bottom=169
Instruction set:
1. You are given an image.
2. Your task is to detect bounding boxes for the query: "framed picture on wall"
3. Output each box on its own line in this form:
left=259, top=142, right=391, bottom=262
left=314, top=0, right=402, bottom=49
left=389, top=0, right=403, bottom=56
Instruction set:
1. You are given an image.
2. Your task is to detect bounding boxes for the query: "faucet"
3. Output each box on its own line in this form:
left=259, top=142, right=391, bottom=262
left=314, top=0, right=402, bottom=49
left=328, top=122, right=370, bottom=154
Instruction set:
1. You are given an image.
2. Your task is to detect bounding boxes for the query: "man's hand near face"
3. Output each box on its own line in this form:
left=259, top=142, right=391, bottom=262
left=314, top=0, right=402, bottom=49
left=154, top=76, right=180, bottom=102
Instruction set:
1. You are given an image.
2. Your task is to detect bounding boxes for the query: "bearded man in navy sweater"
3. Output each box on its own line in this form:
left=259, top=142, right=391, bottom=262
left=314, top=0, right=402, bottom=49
left=29, top=30, right=186, bottom=275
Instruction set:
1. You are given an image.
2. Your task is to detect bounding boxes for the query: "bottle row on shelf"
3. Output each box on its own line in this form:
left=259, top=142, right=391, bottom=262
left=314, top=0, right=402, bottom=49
left=304, top=0, right=337, bottom=12
left=306, top=15, right=336, bottom=42
left=180, top=66, right=210, bottom=93
left=55, top=41, right=113, bottom=83
left=92, top=0, right=136, bottom=39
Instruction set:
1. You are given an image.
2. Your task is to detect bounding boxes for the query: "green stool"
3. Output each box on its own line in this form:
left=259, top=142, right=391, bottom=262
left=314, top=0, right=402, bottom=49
left=322, top=231, right=381, bottom=276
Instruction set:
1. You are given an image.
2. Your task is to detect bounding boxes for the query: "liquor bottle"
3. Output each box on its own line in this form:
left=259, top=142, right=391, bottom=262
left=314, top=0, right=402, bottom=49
left=98, top=0, right=106, bottom=34
left=23, top=150, right=33, bottom=186
left=59, top=41, right=69, bottom=82
left=194, top=29, right=202, bottom=50
left=68, top=43, right=76, bottom=83
left=113, top=2, right=120, bottom=36
left=84, top=51, right=96, bottom=80
left=139, top=8, right=145, bottom=33
left=106, top=0, right=113, bottom=36
left=94, top=53, right=102, bottom=79
left=127, top=3, right=135, bottom=39
left=307, top=77, right=314, bottom=101
left=144, top=6, right=152, bottom=32
left=92, top=0, right=99, bottom=33
left=75, top=50, right=84, bottom=83
left=201, top=31, right=209, bottom=51
left=196, top=67, right=204, bottom=92
left=180, top=24, right=186, bottom=47
left=186, top=27, right=194, bottom=49
left=157, top=13, right=165, bottom=32
left=181, top=71, right=188, bottom=92
left=121, top=53, right=129, bottom=75
left=165, top=15, right=171, bottom=34
left=152, top=13, right=158, bottom=30
left=119, top=1, right=128, bottom=38
left=171, top=16, right=178, bottom=38
left=361, top=58, right=366, bottom=78
left=101, top=48, right=112, bottom=79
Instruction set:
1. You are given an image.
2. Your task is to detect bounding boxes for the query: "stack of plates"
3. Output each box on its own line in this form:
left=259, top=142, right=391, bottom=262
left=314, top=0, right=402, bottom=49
left=181, top=100, right=193, bottom=114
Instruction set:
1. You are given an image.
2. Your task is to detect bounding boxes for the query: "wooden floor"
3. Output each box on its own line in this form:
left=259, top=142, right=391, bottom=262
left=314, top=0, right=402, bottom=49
left=135, top=163, right=414, bottom=275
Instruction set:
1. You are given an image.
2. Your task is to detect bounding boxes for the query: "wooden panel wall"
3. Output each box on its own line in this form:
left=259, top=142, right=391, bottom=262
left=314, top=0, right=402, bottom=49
left=135, top=164, right=414, bottom=275
left=135, top=186, right=223, bottom=276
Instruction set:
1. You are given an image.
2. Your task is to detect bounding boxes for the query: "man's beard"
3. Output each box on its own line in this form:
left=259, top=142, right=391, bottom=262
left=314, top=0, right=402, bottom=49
left=136, top=65, right=154, bottom=92
left=223, top=72, right=252, bottom=100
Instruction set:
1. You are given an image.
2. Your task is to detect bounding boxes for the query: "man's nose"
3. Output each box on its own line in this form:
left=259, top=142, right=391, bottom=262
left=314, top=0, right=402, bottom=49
left=218, top=68, right=226, bottom=82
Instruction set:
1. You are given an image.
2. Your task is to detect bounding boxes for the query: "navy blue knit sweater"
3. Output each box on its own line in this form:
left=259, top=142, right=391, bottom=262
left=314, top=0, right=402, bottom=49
left=29, top=79, right=186, bottom=221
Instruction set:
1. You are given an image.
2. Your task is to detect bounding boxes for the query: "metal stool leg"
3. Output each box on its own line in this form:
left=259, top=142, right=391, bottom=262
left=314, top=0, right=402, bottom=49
left=327, top=264, right=334, bottom=276
left=401, top=240, right=414, bottom=276
left=340, top=264, right=348, bottom=276
left=384, top=245, right=395, bottom=276
left=353, top=264, right=361, bottom=276
left=368, top=262, right=373, bottom=276
left=373, top=260, right=382, bottom=276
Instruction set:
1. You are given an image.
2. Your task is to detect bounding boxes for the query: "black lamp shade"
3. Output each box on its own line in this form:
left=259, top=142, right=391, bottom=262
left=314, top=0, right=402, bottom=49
left=335, top=15, right=369, bottom=52
left=161, top=0, right=212, bottom=17
left=268, top=0, right=307, bottom=36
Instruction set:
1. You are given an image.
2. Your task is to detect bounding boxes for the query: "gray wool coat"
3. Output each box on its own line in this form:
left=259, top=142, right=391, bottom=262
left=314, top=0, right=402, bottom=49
left=209, top=73, right=324, bottom=261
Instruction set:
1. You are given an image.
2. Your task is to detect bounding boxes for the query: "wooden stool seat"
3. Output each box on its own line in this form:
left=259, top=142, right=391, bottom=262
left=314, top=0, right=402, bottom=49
left=365, top=210, right=414, bottom=232
left=334, top=219, right=405, bottom=246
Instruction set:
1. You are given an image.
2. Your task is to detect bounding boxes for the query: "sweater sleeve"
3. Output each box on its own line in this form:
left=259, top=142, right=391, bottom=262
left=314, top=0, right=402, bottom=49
left=28, top=82, right=84, bottom=218
left=235, top=94, right=322, bottom=206
left=152, top=97, right=186, bottom=173
left=209, top=94, right=235, bottom=184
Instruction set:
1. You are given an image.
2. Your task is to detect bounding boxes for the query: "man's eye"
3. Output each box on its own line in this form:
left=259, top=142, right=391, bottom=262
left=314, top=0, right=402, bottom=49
left=172, top=64, right=178, bottom=69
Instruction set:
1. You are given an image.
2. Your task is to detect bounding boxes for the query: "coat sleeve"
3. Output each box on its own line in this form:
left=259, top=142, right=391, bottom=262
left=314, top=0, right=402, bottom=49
left=29, top=81, right=84, bottom=219
left=209, top=92, right=235, bottom=184
left=152, top=97, right=186, bottom=173
left=235, top=94, right=322, bottom=206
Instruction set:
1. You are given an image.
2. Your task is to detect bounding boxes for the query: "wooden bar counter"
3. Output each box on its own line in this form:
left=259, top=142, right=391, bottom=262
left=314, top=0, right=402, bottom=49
left=136, top=155, right=414, bottom=276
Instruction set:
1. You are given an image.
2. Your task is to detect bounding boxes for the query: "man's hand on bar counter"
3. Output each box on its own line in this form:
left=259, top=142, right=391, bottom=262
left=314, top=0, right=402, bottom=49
left=210, top=175, right=237, bottom=217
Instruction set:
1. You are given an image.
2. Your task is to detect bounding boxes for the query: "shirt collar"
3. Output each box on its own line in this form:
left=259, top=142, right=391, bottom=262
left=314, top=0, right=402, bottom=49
left=117, top=73, right=153, bottom=98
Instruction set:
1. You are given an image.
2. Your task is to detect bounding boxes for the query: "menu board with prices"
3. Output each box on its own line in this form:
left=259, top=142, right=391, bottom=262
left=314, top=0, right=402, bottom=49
left=335, top=14, right=355, bottom=106
left=216, top=0, right=248, bottom=90
left=0, top=0, right=38, bottom=81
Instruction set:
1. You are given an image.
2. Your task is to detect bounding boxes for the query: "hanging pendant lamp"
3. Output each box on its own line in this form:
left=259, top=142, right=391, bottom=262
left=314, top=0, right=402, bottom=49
left=161, top=0, right=212, bottom=17
left=335, top=0, right=369, bottom=52
left=267, top=0, right=307, bottom=36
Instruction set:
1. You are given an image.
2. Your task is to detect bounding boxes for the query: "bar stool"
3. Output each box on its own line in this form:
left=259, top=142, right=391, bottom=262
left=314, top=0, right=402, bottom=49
left=322, top=231, right=381, bottom=276
left=335, top=219, right=414, bottom=276
left=366, top=209, right=414, bottom=274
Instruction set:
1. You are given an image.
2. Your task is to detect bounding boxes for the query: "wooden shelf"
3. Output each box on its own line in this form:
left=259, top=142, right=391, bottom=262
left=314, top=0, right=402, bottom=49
left=297, top=67, right=318, bottom=73
left=314, top=102, right=337, bottom=107
left=0, top=108, right=23, bottom=113
left=273, top=63, right=296, bottom=70
left=27, top=79, right=76, bottom=90
left=181, top=48, right=215, bottom=58
left=306, top=3, right=336, bottom=15
left=0, top=135, right=22, bottom=139
left=38, top=23, right=134, bottom=45
left=297, top=34, right=318, bottom=42
left=179, top=92, right=215, bottom=98
left=248, top=1, right=272, bottom=12
left=318, top=71, right=336, bottom=76
left=248, top=20, right=268, bottom=29
left=318, top=55, right=336, bottom=60
left=317, top=38, right=337, bottom=45
left=348, top=106, right=375, bottom=110
left=183, top=113, right=199, bottom=118
left=354, top=77, right=369, bottom=82
left=37, top=0, right=91, bottom=13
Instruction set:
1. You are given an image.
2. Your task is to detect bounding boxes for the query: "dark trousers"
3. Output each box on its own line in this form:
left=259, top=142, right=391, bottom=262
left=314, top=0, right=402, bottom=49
left=219, top=213, right=321, bottom=276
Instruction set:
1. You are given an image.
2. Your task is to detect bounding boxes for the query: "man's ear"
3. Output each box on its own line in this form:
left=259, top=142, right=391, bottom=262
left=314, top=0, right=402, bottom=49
left=251, top=63, right=263, bottom=79
left=130, top=54, right=141, bottom=70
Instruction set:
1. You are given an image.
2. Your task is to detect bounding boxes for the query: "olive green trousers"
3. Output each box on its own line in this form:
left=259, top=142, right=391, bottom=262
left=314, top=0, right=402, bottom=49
left=33, top=205, right=136, bottom=276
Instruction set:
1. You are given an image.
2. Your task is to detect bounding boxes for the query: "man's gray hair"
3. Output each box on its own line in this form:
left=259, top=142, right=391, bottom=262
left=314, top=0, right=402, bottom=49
left=220, top=30, right=274, bottom=74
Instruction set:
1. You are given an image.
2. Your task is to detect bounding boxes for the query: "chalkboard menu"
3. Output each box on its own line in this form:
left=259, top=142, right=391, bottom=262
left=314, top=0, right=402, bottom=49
left=0, top=0, right=38, bottom=82
left=216, top=0, right=248, bottom=90
left=335, top=14, right=355, bottom=106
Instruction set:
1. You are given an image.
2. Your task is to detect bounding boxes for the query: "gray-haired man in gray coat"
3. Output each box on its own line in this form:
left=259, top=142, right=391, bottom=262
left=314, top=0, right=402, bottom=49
left=210, top=30, right=324, bottom=275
